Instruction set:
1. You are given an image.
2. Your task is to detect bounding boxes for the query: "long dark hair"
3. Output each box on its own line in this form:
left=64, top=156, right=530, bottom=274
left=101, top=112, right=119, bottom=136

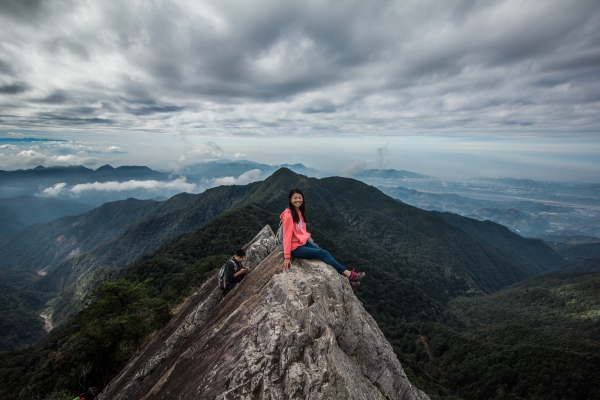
left=288, top=188, right=307, bottom=224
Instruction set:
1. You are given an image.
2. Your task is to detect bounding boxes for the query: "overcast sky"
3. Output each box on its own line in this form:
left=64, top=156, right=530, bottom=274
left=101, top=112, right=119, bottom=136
left=1, top=0, right=599, bottom=181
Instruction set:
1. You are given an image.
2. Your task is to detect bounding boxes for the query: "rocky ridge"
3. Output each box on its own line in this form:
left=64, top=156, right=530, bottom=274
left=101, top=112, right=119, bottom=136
left=99, top=225, right=428, bottom=400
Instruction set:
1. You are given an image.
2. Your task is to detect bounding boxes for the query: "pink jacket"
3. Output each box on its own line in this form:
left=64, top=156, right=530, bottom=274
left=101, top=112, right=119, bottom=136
left=280, top=208, right=311, bottom=258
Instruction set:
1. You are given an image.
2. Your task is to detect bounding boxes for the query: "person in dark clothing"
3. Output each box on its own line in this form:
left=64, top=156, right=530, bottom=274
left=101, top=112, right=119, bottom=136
left=222, top=248, right=248, bottom=294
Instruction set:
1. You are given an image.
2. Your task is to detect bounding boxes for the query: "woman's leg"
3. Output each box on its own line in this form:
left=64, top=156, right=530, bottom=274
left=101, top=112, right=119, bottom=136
left=291, top=241, right=346, bottom=275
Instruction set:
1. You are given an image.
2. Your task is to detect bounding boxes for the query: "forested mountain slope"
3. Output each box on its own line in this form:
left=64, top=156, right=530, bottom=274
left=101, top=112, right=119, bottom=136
left=0, top=196, right=93, bottom=240
left=567, top=257, right=600, bottom=273
left=451, top=272, right=600, bottom=344
left=31, top=184, right=255, bottom=296
left=432, top=211, right=564, bottom=274
left=0, top=283, right=50, bottom=351
left=559, top=242, right=600, bottom=264
left=0, top=198, right=167, bottom=285
left=418, top=272, right=600, bottom=399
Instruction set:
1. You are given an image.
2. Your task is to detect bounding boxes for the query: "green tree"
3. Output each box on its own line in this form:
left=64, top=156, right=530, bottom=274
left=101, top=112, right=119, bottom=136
left=47, top=280, right=170, bottom=392
left=82, top=280, right=170, bottom=358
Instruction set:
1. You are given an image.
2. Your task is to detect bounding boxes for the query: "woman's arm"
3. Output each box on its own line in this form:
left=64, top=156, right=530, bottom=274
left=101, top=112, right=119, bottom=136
left=282, top=211, right=294, bottom=258
left=282, top=211, right=294, bottom=270
left=282, top=258, right=292, bottom=270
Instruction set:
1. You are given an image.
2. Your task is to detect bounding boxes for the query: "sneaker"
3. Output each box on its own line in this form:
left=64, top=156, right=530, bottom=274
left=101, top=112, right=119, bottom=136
left=349, top=280, right=361, bottom=287
left=348, top=269, right=366, bottom=283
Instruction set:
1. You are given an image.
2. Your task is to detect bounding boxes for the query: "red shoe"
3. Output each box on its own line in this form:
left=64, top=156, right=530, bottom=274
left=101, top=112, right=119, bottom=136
left=348, top=269, right=366, bottom=283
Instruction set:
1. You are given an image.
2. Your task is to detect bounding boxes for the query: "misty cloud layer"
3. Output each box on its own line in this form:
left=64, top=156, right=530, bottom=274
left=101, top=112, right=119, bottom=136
left=69, top=178, right=195, bottom=194
left=1, top=0, right=599, bottom=137
left=42, top=178, right=196, bottom=196
left=210, top=169, right=262, bottom=186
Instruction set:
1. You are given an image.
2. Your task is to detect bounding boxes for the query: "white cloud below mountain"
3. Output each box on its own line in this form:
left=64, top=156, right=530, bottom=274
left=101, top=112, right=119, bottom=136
left=65, top=178, right=196, bottom=194
left=210, top=169, right=262, bottom=187
left=42, top=182, right=67, bottom=196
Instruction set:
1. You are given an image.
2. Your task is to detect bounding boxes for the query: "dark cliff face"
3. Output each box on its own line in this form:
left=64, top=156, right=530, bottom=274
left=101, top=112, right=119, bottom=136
left=99, top=226, right=429, bottom=400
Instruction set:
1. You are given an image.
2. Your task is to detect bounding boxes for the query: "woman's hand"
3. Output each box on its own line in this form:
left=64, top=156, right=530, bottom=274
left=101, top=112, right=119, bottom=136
left=282, top=258, right=292, bottom=271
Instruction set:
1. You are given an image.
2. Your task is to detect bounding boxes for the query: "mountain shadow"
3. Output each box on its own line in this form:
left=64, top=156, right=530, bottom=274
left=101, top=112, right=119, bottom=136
left=0, top=165, right=168, bottom=200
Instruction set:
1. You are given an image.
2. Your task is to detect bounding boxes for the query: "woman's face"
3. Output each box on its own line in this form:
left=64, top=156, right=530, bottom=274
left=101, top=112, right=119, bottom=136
left=291, top=193, right=303, bottom=209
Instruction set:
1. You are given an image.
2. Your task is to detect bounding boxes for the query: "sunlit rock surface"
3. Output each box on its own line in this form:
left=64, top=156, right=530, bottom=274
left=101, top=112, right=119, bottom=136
left=99, top=225, right=428, bottom=400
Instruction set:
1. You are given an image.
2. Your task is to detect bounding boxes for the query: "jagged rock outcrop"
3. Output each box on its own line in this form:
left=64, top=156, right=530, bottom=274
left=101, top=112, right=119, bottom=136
left=99, top=226, right=428, bottom=400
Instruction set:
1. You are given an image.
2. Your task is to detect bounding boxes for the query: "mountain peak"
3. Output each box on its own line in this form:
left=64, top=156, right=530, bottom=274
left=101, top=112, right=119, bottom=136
left=271, top=166, right=299, bottom=176
left=96, top=164, right=114, bottom=170
left=99, top=226, right=428, bottom=400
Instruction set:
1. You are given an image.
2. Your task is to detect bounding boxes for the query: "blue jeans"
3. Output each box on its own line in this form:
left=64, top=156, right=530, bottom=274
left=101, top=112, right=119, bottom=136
left=291, top=240, right=346, bottom=275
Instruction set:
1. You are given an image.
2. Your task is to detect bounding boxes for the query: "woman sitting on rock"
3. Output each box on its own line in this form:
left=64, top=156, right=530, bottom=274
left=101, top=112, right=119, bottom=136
left=280, top=188, right=366, bottom=286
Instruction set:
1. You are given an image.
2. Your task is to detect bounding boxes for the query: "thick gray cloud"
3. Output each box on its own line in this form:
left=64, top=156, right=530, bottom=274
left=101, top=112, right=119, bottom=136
left=0, top=0, right=599, bottom=137
left=0, top=83, right=29, bottom=94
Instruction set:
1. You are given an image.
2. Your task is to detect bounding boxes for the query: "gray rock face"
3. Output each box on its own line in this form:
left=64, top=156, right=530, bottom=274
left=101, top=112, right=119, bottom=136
left=99, top=225, right=428, bottom=400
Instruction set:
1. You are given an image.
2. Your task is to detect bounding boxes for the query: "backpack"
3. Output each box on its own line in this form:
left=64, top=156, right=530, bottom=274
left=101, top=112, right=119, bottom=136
left=218, top=259, right=234, bottom=290
left=274, top=219, right=284, bottom=251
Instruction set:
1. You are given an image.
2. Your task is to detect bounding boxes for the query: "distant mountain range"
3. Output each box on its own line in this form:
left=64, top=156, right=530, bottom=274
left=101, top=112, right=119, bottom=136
left=0, top=162, right=323, bottom=278
left=180, top=160, right=320, bottom=180
left=0, top=165, right=169, bottom=206
left=2, top=162, right=598, bottom=240
left=0, top=164, right=166, bottom=189
left=0, top=162, right=321, bottom=207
